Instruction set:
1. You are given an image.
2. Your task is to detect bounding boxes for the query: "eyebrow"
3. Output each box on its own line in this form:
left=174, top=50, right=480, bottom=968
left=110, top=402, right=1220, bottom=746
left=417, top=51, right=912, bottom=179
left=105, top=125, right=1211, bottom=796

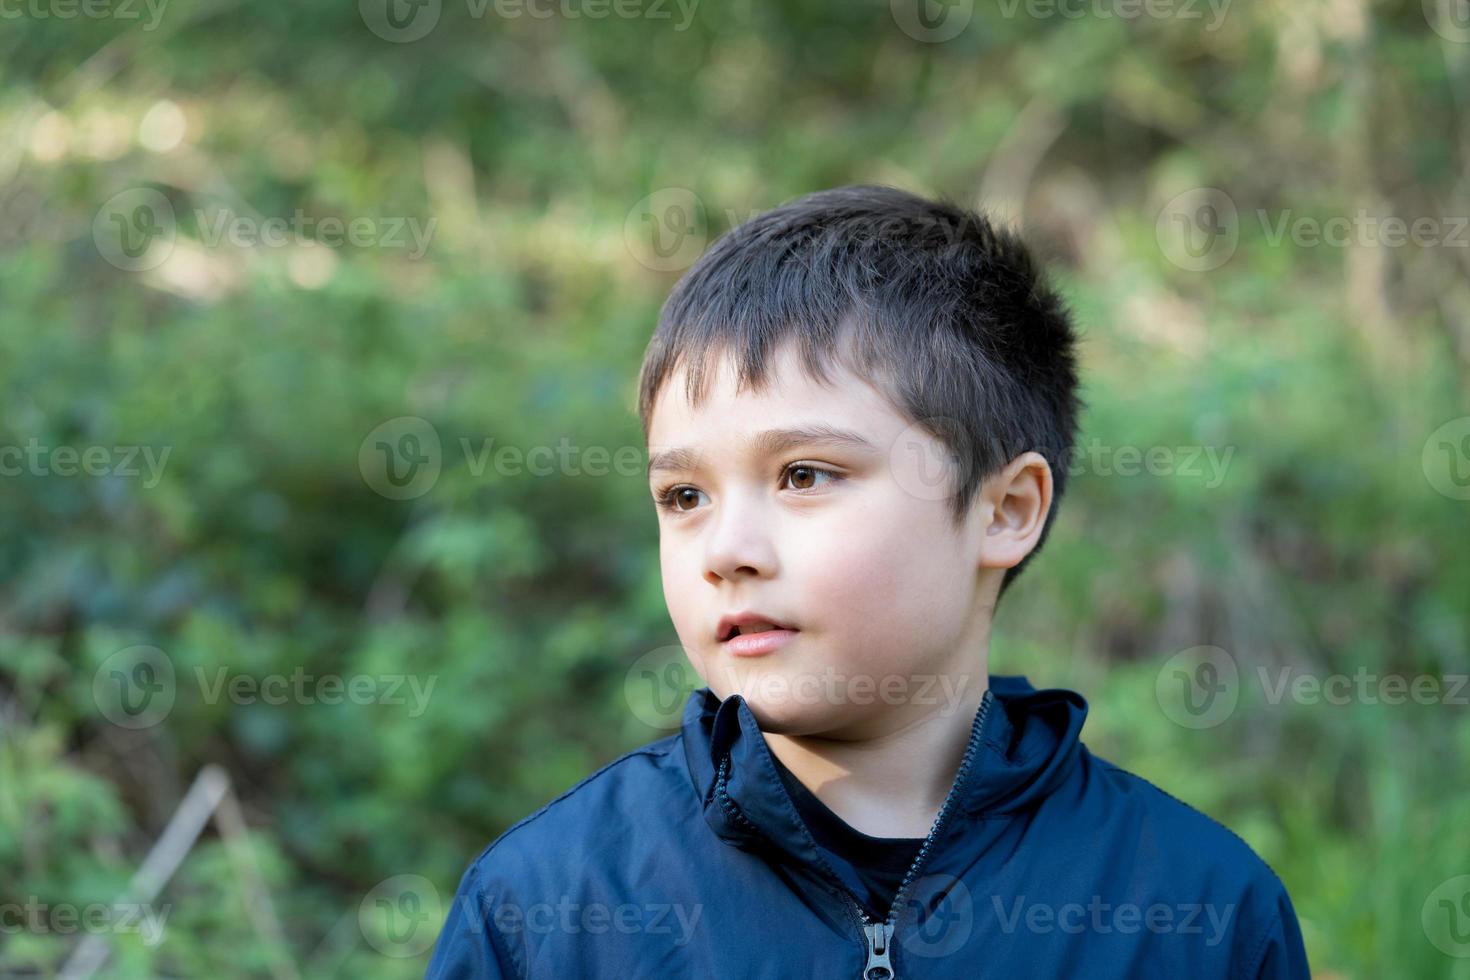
left=647, top=424, right=878, bottom=477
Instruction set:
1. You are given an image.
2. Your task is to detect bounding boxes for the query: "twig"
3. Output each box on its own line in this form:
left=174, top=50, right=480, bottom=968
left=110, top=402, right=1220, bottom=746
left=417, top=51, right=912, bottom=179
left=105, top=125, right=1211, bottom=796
left=58, top=764, right=300, bottom=980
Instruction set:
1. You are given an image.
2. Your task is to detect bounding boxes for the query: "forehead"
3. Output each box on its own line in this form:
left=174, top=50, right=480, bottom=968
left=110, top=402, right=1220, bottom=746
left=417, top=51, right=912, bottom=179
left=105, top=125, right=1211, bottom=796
left=645, top=342, right=901, bottom=467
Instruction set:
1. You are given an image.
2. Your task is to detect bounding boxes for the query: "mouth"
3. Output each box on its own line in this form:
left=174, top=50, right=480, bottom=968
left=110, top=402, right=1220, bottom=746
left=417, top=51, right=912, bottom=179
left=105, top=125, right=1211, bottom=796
left=716, top=615, right=800, bottom=658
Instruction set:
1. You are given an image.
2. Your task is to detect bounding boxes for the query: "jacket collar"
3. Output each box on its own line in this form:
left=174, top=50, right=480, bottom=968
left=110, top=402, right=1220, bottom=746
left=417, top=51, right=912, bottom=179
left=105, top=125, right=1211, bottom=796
left=680, top=674, right=1088, bottom=865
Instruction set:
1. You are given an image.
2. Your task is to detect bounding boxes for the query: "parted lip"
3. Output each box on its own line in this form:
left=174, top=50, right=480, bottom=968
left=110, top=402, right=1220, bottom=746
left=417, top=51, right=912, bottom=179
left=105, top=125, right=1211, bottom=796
left=716, top=611, right=798, bottom=642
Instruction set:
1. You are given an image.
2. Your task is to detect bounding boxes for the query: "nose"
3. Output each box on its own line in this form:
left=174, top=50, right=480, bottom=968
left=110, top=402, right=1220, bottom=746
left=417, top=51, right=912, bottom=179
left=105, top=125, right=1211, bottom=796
left=702, top=490, right=778, bottom=585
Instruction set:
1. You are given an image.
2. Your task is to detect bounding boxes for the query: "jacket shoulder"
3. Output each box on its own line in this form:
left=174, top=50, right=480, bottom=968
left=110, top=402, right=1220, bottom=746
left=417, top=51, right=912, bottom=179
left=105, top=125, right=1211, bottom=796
left=428, top=735, right=692, bottom=979
left=465, top=733, right=691, bottom=882
left=1093, top=756, right=1286, bottom=885
left=1086, top=755, right=1306, bottom=979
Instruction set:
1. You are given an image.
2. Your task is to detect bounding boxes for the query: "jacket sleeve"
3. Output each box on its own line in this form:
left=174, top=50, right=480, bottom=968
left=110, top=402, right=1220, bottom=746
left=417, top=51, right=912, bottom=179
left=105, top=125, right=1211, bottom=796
left=1246, top=884, right=1311, bottom=980
left=424, top=860, right=520, bottom=980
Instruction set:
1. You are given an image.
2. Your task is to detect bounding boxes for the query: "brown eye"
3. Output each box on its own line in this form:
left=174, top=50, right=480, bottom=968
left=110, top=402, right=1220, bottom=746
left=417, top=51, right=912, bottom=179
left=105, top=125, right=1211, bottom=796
left=655, top=485, right=708, bottom=513
left=782, top=464, right=841, bottom=492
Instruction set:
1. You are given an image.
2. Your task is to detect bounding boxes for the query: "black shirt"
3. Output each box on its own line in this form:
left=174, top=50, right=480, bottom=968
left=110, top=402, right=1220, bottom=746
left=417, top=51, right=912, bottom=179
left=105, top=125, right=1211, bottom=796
left=769, top=752, right=925, bottom=921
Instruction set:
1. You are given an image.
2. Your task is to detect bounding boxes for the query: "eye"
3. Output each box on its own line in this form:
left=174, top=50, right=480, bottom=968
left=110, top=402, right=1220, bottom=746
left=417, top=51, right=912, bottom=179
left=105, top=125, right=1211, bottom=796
left=653, top=485, right=708, bottom=513
left=780, top=463, right=841, bottom=492
left=653, top=464, right=844, bottom=515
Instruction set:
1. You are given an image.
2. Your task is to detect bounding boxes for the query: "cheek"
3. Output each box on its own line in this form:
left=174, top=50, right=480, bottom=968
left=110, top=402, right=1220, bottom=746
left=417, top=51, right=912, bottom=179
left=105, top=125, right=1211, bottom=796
left=800, top=506, right=970, bottom=659
left=659, top=537, right=715, bottom=674
left=659, top=540, right=688, bottom=624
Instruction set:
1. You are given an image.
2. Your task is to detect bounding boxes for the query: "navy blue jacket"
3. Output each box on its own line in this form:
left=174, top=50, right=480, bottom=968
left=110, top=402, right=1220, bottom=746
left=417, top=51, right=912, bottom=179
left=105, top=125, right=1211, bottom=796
left=426, top=676, right=1310, bottom=979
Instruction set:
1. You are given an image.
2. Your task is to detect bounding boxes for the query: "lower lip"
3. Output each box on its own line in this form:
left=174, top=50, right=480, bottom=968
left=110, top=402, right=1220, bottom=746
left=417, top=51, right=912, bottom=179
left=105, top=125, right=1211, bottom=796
left=721, top=629, right=799, bottom=657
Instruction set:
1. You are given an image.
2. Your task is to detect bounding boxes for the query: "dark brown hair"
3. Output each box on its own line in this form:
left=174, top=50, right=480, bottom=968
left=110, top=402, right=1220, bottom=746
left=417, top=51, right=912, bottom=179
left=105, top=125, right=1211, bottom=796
left=637, top=184, right=1083, bottom=598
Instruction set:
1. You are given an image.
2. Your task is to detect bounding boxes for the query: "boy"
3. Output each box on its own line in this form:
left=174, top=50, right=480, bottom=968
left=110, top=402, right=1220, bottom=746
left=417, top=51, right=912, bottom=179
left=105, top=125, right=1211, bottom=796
left=425, top=185, right=1311, bottom=978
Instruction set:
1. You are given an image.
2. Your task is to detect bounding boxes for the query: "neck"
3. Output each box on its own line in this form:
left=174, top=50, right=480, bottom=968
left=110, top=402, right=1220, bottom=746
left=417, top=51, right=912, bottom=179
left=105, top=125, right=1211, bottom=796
left=762, top=657, right=990, bottom=839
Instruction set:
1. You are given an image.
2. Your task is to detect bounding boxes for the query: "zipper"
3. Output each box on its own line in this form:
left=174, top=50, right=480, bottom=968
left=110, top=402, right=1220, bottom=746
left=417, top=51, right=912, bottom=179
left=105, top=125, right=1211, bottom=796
left=715, top=688, right=994, bottom=980
left=860, top=921, right=894, bottom=979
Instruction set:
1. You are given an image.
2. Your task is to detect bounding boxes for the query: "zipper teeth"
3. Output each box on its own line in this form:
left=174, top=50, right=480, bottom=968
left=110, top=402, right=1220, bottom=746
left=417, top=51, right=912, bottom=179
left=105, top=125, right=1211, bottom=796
left=716, top=754, right=875, bottom=928
left=881, top=687, right=994, bottom=928
left=714, top=754, right=763, bottom=834
left=712, top=686, right=995, bottom=937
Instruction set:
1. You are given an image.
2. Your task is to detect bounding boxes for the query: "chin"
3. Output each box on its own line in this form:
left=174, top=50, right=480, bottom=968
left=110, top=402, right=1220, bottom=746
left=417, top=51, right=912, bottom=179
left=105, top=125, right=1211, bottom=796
left=739, top=696, right=841, bottom=736
left=714, top=665, right=852, bottom=735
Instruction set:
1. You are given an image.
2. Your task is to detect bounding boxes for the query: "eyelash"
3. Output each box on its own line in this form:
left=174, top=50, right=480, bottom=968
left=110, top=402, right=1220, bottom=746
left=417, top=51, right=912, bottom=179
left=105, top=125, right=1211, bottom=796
left=653, top=464, right=845, bottom=514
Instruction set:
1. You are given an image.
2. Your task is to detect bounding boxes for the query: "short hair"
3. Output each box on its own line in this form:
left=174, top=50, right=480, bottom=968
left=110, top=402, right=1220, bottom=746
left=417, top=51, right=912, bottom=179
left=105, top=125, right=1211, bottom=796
left=637, top=184, right=1082, bottom=599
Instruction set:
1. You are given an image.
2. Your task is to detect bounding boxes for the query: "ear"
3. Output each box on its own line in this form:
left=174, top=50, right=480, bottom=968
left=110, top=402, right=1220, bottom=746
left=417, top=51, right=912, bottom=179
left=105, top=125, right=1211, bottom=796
left=976, top=451, right=1054, bottom=571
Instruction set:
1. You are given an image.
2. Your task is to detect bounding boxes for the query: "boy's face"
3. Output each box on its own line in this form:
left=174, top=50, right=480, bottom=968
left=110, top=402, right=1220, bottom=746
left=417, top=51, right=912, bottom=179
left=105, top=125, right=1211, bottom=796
left=646, top=341, right=1042, bottom=738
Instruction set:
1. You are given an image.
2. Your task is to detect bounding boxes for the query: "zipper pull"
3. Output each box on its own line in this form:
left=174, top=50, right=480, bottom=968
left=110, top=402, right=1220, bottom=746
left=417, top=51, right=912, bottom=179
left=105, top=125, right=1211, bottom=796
left=862, top=921, right=895, bottom=980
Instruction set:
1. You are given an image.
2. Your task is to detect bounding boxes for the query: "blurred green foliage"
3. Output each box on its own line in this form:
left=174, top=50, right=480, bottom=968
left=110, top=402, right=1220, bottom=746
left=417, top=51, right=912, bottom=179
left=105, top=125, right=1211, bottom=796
left=2, top=0, right=1469, bottom=977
